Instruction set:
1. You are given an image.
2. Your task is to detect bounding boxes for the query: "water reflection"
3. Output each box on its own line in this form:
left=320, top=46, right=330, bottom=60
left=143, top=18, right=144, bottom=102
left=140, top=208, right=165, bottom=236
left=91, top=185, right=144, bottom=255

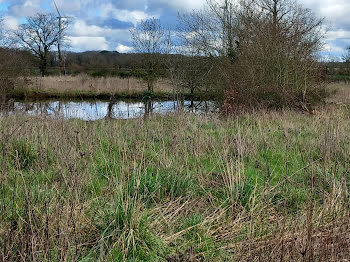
left=0, top=99, right=218, bottom=120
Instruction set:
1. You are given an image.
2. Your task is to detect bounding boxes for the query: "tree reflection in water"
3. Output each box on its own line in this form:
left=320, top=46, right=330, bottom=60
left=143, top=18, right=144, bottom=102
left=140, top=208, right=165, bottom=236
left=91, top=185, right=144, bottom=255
left=144, top=99, right=153, bottom=119
left=0, top=97, right=14, bottom=117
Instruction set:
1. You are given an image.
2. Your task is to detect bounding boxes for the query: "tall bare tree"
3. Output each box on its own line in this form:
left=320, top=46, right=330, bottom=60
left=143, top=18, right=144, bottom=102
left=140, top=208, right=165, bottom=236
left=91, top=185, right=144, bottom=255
left=13, top=13, right=68, bottom=77
left=178, top=0, right=324, bottom=110
left=230, top=0, right=324, bottom=109
left=344, top=46, right=350, bottom=63
left=178, top=0, right=238, bottom=58
left=130, top=18, right=169, bottom=92
left=176, top=0, right=239, bottom=100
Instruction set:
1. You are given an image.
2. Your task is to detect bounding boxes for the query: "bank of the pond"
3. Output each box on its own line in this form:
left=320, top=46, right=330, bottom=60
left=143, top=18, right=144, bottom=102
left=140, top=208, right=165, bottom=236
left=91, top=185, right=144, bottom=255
left=7, top=75, right=221, bottom=101
left=7, top=88, right=219, bottom=101
left=1, top=107, right=350, bottom=261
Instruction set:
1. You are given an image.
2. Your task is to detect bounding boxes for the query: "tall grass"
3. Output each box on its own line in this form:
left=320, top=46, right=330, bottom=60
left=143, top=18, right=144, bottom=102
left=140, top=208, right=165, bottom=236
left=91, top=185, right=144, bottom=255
left=326, top=82, right=350, bottom=105
left=1, top=107, right=350, bottom=261
left=15, top=75, right=174, bottom=99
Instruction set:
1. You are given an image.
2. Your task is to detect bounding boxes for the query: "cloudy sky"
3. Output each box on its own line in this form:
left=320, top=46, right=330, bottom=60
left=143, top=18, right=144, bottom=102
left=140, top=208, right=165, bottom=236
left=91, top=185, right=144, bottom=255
left=0, top=0, right=349, bottom=59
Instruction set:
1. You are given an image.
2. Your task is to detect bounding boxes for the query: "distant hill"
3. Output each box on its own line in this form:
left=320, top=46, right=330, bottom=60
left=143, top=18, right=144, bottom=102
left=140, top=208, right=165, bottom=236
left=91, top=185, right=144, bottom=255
left=65, top=51, right=137, bottom=70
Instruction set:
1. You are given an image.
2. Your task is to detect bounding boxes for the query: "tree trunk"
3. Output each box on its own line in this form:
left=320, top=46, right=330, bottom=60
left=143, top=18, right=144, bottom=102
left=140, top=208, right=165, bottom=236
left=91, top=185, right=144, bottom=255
left=40, top=50, right=48, bottom=77
left=190, top=82, right=195, bottom=96
left=144, top=100, right=153, bottom=119
left=147, top=81, right=154, bottom=92
left=148, top=61, right=154, bottom=92
left=106, top=101, right=115, bottom=119
left=272, top=0, right=278, bottom=37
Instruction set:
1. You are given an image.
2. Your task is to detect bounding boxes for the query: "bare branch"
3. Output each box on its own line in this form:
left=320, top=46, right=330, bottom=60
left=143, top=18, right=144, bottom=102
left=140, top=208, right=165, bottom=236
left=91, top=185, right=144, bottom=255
left=12, top=13, right=69, bottom=76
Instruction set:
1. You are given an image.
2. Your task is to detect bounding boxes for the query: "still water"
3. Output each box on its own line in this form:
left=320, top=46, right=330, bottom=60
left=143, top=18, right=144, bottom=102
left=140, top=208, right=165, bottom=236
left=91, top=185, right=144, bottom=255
left=0, top=99, right=217, bottom=120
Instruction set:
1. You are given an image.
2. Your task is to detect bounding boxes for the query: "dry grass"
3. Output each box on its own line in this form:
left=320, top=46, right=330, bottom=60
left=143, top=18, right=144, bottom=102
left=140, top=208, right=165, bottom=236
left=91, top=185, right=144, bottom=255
left=1, top=104, right=350, bottom=261
left=14, top=74, right=174, bottom=98
left=326, top=82, right=350, bottom=105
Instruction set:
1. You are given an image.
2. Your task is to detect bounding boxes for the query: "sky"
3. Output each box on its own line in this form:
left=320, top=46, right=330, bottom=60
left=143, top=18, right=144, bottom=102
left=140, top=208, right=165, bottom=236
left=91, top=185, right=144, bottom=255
left=0, top=0, right=349, bottom=59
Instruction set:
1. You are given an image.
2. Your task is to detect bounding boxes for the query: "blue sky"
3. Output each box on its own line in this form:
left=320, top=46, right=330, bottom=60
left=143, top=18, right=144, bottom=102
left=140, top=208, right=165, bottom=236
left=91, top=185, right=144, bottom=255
left=0, top=0, right=349, bottom=59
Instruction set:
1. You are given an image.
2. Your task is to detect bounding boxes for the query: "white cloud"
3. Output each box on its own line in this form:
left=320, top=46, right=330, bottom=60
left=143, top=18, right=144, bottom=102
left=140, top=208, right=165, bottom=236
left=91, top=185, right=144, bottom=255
left=68, top=20, right=133, bottom=51
left=302, top=0, right=350, bottom=29
left=71, top=20, right=107, bottom=37
left=2, top=16, right=19, bottom=30
left=10, top=0, right=41, bottom=17
left=326, top=30, right=350, bottom=41
left=300, top=0, right=350, bottom=58
left=116, top=44, right=133, bottom=53
left=3, top=0, right=349, bottom=56
left=323, top=43, right=346, bottom=53
left=100, top=3, right=155, bottom=25
left=52, top=0, right=81, bottom=13
left=154, top=0, right=206, bottom=10
left=70, top=19, right=131, bottom=40
left=324, top=28, right=350, bottom=55
left=68, top=36, right=109, bottom=51
left=112, top=0, right=206, bottom=11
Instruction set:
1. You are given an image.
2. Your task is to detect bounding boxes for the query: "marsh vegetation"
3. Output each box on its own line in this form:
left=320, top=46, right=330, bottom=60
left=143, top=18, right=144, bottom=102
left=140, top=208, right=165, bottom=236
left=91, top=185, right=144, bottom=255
left=1, top=101, right=350, bottom=261
left=2, top=0, right=350, bottom=260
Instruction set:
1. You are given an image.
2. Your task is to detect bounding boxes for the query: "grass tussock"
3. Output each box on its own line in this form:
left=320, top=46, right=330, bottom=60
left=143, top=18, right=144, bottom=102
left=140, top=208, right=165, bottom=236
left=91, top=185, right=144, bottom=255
left=1, top=107, right=350, bottom=261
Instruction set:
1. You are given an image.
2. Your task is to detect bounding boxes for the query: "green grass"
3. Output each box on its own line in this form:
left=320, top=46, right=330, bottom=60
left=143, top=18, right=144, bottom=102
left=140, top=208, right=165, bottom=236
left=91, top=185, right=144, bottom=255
left=1, top=108, right=350, bottom=261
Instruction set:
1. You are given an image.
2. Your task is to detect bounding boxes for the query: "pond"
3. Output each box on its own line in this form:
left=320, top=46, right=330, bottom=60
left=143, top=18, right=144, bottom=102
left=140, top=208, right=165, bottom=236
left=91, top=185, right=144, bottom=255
left=0, top=99, right=218, bottom=120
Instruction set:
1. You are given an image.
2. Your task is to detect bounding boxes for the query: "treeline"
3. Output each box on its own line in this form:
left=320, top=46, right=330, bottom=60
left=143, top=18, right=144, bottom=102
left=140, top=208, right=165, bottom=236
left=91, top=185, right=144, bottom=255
left=2, top=0, right=350, bottom=110
left=63, top=51, right=165, bottom=78
left=0, top=47, right=33, bottom=98
left=0, top=49, right=175, bottom=78
left=3, top=47, right=350, bottom=81
left=322, top=62, right=350, bottom=82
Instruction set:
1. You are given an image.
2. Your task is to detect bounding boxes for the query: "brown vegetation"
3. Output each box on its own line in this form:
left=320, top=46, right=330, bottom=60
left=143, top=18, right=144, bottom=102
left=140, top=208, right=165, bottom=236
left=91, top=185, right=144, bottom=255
left=18, top=75, right=174, bottom=98
left=0, top=48, right=32, bottom=101
left=179, top=0, right=326, bottom=111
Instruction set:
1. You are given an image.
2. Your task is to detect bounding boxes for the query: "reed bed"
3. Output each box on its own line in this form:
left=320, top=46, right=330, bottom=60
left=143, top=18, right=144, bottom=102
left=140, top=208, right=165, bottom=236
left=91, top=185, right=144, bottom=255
left=1, top=106, right=350, bottom=261
left=14, top=75, right=174, bottom=99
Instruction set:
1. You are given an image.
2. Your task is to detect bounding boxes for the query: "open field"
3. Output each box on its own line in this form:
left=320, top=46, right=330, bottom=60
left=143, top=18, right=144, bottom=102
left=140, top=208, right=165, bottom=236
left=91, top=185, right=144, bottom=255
left=8, top=75, right=216, bottom=100
left=1, top=100, right=350, bottom=260
left=326, top=82, right=350, bottom=105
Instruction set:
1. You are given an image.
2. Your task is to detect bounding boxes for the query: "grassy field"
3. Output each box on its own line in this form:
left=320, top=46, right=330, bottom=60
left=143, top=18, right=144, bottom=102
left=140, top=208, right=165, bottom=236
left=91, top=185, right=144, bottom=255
left=8, top=75, right=216, bottom=100
left=1, top=99, right=350, bottom=260
left=326, top=82, right=350, bottom=105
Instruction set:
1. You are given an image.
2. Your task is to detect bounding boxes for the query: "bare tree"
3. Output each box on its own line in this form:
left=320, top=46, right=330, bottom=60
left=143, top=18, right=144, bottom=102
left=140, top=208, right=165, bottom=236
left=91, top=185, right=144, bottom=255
left=176, top=0, right=239, bottom=101
left=13, top=13, right=68, bottom=77
left=130, top=18, right=169, bottom=92
left=343, top=46, right=350, bottom=63
left=229, top=0, right=324, bottom=109
left=178, top=0, right=238, bottom=58
left=178, top=0, right=324, bottom=110
left=166, top=52, right=215, bottom=100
